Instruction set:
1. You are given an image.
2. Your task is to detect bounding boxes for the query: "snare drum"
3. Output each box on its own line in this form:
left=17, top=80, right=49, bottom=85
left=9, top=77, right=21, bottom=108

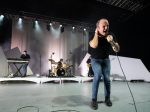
left=57, top=68, right=65, bottom=77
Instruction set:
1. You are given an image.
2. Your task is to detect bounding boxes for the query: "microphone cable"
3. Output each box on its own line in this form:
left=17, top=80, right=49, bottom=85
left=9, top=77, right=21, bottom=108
left=17, top=105, right=39, bottom=112
left=115, top=52, right=138, bottom=112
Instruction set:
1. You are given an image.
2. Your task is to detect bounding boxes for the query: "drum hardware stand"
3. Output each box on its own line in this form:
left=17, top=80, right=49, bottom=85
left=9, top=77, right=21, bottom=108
left=49, top=52, right=55, bottom=77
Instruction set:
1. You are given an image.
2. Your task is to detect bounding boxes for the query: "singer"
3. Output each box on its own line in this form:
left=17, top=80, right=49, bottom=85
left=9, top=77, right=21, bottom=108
left=88, top=18, right=120, bottom=110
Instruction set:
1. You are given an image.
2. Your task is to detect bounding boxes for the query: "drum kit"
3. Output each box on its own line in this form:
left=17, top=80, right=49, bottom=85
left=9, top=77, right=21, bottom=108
left=49, top=59, right=73, bottom=77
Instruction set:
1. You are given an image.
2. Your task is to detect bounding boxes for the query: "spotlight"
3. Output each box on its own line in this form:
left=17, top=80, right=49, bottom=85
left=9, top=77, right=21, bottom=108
left=0, top=15, right=4, bottom=25
left=17, top=17, right=23, bottom=29
left=0, top=15, right=4, bottom=20
left=35, top=20, right=38, bottom=24
left=60, top=24, right=62, bottom=27
left=18, top=17, right=22, bottom=22
left=33, top=20, right=41, bottom=31
left=46, top=22, right=52, bottom=31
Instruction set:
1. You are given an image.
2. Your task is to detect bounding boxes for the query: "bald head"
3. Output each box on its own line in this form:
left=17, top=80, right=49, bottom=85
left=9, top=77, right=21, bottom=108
left=96, top=18, right=109, bottom=36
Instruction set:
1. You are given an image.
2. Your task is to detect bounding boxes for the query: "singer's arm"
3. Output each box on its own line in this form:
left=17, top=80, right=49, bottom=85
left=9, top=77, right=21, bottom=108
left=89, top=32, right=99, bottom=48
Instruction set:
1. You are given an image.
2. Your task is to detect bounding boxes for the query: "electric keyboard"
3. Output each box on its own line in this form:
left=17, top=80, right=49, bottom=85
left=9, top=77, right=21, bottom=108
left=7, top=58, right=29, bottom=63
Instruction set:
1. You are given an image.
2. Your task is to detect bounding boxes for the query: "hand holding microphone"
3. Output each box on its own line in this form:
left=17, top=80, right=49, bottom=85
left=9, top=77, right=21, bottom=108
left=106, top=35, right=113, bottom=42
left=106, top=35, right=120, bottom=52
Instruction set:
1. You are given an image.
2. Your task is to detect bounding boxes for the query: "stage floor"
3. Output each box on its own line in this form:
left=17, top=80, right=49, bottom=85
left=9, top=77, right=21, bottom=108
left=0, top=81, right=150, bottom=112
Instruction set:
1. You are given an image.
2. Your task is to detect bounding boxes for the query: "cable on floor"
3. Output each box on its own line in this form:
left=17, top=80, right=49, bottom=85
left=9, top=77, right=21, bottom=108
left=17, top=105, right=39, bottom=112
left=115, top=52, right=138, bottom=112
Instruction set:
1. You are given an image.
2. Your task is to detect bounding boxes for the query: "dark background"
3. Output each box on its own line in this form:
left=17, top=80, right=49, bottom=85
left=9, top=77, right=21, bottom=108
left=0, top=0, right=150, bottom=71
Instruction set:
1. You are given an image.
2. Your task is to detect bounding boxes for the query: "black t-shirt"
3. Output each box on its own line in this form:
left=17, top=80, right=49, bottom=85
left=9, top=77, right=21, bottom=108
left=20, top=54, right=30, bottom=60
left=88, top=32, right=115, bottom=59
left=57, top=61, right=63, bottom=69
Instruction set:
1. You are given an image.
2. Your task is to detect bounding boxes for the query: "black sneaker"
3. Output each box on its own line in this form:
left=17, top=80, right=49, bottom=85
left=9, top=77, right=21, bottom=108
left=91, top=100, right=98, bottom=110
left=105, top=97, right=112, bottom=107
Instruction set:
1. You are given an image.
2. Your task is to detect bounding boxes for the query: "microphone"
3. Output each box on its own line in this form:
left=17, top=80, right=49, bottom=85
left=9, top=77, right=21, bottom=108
left=106, top=35, right=115, bottom=46
left=106, top=35, right=120, bottom=52
left=109, top=40, right=116, bottom=47
left=52, top=52, right=55, bottom=55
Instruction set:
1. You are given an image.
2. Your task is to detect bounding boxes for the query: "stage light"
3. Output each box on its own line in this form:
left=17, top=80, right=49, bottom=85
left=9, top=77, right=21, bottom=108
left=84, top=28, right=86, bottom=31
left=17, top=17, right=23, bottom=29
left=0, top=15, right=4, bottom=25
left=60, top=24, right=62, bottom=27
left=0, top=15, right=4, bottom=20
left=35, top=20, right=38, bottom=24
left=34, top=20, right=41, bottom=32
left=71, top=26, right=75, bottom=33
left=46, top=23, right=53, bottom=31
left=18, top=18, right=22, bottom=23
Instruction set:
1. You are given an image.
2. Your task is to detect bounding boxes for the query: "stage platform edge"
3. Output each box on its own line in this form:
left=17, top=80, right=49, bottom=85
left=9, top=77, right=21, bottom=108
left=0, top=76, right=94, bottom=84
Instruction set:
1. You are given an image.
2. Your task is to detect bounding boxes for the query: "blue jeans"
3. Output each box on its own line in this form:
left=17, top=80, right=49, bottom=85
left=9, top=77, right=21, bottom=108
left=91, top=58, right=111, bottom=101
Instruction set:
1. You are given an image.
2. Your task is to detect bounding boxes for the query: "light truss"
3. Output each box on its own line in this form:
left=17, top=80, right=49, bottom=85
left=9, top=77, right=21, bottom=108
left=96, top=0, right=144, bottom=12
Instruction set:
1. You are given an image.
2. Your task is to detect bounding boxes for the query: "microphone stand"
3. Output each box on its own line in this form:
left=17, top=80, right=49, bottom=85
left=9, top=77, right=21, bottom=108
left=49, top=52, right=54, bottom=76
left=40, top=53, right=41, bottom=76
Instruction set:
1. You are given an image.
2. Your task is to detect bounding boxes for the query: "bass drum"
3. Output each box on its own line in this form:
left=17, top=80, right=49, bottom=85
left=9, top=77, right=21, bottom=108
left=57, top=68, right=65, bottom=77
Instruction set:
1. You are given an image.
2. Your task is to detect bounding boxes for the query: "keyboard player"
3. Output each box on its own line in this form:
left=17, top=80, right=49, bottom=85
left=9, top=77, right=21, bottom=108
left=20, top=50, right=30, bottom=77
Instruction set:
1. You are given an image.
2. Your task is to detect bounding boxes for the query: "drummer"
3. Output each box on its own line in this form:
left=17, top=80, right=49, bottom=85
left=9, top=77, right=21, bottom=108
left=57, top=58, right=64, bottom=69
left=56, top=58, right=66, bottom=77
left=57, top=58, right=70, bottom=70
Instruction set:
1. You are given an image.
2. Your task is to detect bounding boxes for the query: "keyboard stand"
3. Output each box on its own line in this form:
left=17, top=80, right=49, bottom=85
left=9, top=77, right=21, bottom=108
left=8, top=63, right=24, bottom=77
left=7, top=59, right=29, bottom=77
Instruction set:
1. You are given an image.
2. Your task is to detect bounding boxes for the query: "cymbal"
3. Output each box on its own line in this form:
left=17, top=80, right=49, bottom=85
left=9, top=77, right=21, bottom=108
left=48, top=59, right=55, bottom=61
left=48, top=59, right=57, bottom=64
